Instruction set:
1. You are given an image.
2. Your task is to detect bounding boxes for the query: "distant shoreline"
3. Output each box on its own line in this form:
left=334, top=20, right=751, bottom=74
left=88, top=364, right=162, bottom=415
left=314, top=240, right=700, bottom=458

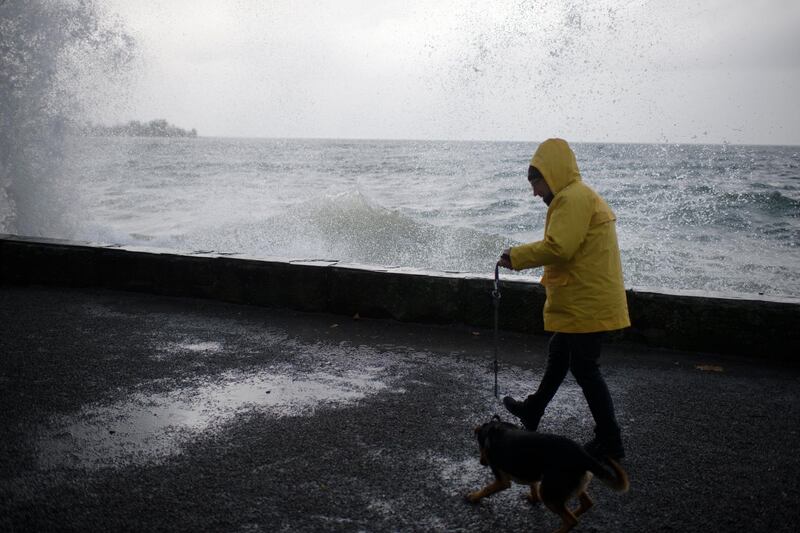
left=79, top=119, right=197, bottom=138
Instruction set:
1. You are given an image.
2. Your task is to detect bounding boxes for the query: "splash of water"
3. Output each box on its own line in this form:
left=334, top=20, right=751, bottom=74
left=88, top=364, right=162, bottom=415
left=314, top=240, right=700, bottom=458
left=0, top=0, right=135, bottom=235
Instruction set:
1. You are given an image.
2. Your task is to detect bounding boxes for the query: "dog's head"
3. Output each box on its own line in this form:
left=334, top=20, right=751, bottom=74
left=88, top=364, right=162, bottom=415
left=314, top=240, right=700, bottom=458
left=473, top=415, right=519, bottom=466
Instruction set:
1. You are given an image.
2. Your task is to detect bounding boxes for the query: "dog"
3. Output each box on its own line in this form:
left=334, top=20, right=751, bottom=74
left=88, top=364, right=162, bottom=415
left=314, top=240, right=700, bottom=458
left=466, top=416, right=629, bottom=533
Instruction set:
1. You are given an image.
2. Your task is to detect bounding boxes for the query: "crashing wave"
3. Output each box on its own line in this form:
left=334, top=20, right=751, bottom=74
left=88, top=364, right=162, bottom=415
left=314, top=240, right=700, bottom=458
left=0, top=0, right=135, bottom=235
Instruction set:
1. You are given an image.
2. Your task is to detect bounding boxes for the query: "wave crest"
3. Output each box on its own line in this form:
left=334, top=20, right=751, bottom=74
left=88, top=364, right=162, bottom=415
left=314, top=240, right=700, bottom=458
left=201, top=190, right=515, bottom=273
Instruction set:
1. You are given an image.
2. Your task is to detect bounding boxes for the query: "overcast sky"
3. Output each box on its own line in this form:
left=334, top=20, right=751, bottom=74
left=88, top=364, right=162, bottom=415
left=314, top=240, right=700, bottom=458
left=102, top=0, right=800, bottom=145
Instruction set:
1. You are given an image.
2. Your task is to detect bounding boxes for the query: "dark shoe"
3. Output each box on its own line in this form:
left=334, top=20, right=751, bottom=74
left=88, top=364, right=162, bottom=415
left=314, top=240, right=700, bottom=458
left=584, top=435, right=626, bottom=460
left=502, top=396, right=542, bottom=431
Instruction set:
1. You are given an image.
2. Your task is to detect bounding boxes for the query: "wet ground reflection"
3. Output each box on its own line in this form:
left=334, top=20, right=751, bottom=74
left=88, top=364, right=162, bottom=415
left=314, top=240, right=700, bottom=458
left=37, top=367, right=389, bottom=470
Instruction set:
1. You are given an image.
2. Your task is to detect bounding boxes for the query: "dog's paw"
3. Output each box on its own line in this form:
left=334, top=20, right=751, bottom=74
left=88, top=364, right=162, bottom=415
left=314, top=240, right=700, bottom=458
left=465, top=491, right=482, bottom=504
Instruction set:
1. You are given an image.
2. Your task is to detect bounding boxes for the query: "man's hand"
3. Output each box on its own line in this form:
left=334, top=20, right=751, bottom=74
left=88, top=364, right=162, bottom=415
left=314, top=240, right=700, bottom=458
left=497, top=248, right=513, bottom=269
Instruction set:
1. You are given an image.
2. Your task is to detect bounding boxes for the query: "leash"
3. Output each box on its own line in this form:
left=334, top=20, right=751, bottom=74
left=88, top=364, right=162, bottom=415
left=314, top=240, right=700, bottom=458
left=492, top=262, right=501, bottom=398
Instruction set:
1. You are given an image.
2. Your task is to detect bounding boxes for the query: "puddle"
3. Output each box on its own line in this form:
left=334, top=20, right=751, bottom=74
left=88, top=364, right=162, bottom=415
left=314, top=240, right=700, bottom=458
left=38, top=367, right=390, bottom=470
left=151, top=340, right=224, bottom=360
left=175, top=341, right=223, bottom=353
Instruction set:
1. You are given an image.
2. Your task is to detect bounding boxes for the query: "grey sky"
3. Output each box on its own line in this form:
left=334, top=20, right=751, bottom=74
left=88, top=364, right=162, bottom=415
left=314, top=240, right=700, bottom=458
left=102, top=0, right=800, bottom=145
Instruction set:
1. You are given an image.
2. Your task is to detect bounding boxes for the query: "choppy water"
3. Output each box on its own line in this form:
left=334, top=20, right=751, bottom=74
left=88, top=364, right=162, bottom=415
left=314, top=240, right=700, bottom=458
left=25, top=136, right=800, bottom=298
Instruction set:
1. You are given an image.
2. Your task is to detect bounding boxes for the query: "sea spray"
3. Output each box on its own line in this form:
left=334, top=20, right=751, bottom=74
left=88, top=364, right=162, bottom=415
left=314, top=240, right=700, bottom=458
left=0, top=0, right=134, bottom=236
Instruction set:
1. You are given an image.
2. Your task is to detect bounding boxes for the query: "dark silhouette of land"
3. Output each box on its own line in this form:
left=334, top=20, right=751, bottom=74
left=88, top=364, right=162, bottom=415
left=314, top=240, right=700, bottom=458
left=80, top=119, right=197, bottom=138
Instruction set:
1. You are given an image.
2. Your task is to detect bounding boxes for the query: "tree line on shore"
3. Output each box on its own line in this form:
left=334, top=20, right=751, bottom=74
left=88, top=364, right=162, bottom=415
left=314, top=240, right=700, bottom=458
left=80, top=119, right=197, bottom=138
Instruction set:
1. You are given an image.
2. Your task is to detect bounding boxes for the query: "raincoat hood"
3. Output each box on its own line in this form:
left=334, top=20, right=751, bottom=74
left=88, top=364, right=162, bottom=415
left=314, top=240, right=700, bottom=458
left=511, top=137, right=630, bottom=333
left=530, top=138, right=581, bottom=195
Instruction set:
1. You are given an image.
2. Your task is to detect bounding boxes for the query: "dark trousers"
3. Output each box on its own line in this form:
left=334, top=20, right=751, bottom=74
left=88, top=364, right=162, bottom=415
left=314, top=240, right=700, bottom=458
left=529, top=332, right=621, bottom=438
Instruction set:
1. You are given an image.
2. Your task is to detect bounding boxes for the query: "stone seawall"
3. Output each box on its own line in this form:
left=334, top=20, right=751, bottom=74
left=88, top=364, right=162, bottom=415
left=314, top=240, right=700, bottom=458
left=2, top=235, right=798, bottom=361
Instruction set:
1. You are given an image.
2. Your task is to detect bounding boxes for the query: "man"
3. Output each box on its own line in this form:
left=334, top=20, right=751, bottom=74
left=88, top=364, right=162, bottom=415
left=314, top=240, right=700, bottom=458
left=497, top=138, right=630, bottom=460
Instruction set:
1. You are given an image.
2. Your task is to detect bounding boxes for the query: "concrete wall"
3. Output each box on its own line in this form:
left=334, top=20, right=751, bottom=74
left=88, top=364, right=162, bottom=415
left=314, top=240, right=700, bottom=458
left=2, top=235, right=798, bottom=361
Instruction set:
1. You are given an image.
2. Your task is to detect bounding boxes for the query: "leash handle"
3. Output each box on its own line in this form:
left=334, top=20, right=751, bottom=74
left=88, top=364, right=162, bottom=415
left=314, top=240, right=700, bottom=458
left=492, top=263, right=501, bottom=398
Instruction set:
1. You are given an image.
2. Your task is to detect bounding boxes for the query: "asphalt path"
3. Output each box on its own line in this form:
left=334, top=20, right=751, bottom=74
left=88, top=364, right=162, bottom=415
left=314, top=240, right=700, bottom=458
left=1, top=287, right=798, bottom=532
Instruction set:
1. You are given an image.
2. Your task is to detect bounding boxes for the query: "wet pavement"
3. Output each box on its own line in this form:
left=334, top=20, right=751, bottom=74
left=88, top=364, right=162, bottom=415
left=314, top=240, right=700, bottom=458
left=1, top=286, right=799, bottom=532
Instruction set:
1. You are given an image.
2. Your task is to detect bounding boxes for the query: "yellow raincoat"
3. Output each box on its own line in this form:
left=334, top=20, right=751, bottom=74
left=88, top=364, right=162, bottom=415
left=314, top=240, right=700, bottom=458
left=509, top=139, right=630, bottom=333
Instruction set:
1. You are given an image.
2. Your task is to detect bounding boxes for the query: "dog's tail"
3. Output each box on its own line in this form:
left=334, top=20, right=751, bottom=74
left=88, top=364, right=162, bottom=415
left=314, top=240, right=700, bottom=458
left=590, top=458, right=629, bottom=493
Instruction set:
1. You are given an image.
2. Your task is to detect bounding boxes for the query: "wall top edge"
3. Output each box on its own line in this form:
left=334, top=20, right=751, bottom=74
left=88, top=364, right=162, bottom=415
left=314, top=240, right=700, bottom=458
left=2, top=234, right=798, bottom=306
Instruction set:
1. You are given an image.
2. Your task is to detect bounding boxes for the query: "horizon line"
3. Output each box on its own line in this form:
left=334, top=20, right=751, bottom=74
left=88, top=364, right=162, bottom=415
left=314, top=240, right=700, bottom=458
left=185, top=134, right=800, bottom=148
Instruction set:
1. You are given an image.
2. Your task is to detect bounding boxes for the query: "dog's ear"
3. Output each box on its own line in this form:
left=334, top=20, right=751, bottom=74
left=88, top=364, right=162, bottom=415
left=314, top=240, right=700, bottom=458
left=485, top=423, right=508, bottom=450
left=474, top=422, right=492, bottom=448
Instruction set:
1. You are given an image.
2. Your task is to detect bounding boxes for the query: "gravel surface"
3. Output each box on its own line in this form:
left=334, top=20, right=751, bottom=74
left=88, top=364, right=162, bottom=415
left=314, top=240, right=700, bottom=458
left=1, top=286, right=798, bottom=532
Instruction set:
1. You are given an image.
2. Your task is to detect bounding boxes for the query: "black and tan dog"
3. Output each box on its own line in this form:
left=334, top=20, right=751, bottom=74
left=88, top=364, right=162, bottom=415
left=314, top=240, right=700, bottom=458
left=466, top=417, right=629, bottom=533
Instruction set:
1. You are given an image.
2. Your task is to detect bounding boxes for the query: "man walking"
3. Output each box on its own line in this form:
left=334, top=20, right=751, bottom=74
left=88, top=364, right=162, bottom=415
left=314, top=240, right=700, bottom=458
left=497, top=138, right=630, bottom=459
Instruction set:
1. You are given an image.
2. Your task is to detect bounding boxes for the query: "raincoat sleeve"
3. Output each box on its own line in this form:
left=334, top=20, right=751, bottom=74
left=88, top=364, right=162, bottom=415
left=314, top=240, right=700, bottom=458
left=510, top=192, right=594, bottom=270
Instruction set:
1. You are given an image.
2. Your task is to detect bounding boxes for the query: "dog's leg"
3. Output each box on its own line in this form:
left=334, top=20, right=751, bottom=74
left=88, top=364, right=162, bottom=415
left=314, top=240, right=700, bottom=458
left=465, top=478, right=511, bottom=503
left=573, top=490, right=594, bottom=517
left=527, top=482, right=541, bottom=504
left=543, top=500, right=578, bottom=533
